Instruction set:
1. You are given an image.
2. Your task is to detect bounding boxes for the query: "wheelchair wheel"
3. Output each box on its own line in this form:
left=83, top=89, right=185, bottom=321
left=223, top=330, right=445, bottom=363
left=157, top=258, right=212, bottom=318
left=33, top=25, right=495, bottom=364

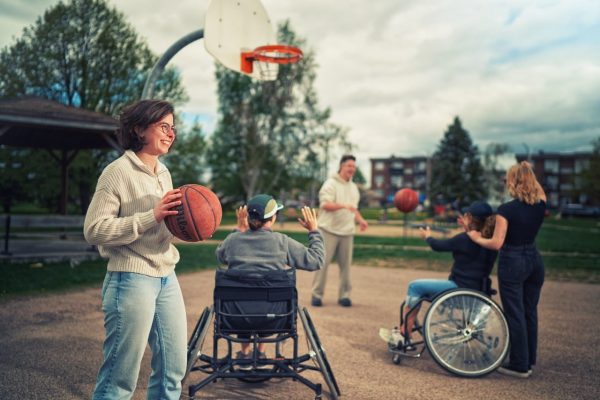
left=299, top=307, right=341, bottom=400
left=423, top=289, right=509, bottom=377
left=183, top=306, right=214, bottom=382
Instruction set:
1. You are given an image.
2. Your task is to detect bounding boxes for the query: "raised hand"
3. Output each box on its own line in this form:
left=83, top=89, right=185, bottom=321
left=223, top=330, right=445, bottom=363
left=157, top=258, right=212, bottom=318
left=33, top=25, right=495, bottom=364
left=298, top=206, right=319, bottom=232
left=154, top=189, right=182, bottom=223
left=419, top=226, right=431, bottom=239
left=236, top=205, right=249, bottom=233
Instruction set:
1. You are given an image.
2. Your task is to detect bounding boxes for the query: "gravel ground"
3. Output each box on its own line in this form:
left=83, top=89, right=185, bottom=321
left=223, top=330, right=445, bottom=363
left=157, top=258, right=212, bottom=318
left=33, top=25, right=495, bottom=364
left=1, top=265, right=599, bottom=400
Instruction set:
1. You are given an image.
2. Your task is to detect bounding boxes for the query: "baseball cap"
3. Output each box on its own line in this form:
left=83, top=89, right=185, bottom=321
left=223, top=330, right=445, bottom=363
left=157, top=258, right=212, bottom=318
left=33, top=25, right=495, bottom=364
left=462, top=201, right=493, bottom=218
left=247, top=194, right=284, bottom=220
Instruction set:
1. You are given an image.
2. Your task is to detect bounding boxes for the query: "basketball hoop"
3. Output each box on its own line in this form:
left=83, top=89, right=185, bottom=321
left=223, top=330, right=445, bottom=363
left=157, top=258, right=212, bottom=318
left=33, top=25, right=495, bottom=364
left=241, top=45, right=303, bottom=80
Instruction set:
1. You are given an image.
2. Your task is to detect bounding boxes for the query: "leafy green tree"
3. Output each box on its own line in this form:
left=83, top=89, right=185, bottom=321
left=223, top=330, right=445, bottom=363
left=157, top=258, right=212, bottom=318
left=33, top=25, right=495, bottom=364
left=581, top=137, right=600, bottom=203
left=163, top=120, right=208, bottom=187
left=430, top=117, right=487, bottom=208
left=482, top=142, right=511, bottom=204
left=0, top=0, right=189, bottom=214
left=208, top=21, right=349, bottom=203
left=0, top=147, right=35, bottom=213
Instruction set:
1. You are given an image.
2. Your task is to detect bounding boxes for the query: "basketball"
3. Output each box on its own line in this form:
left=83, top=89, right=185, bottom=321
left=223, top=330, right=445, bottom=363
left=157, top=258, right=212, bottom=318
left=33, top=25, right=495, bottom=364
left=165, top=184, right=222, bottom=242
left=393, top=188, right=419, bottom=213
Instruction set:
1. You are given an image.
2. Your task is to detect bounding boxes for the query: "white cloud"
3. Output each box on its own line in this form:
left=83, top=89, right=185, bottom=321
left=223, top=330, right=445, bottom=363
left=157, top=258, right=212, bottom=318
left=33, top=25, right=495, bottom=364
left=1, top=0, right=599, bottom=180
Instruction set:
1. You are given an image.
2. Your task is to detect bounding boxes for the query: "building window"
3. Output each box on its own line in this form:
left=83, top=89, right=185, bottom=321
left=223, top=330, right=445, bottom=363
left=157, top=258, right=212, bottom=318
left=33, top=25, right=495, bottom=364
left=575, top=159, right=590, bottom=173
left=374, top=175, right=384, bottom=188
left=391, top=175, right=403, bottom=187
left=548, top=192, right=559, bottom=208
left=544, top=159, right=559, bottom=174
left=546, top=175, right=559, bottom=190
left=374, top=162, right=385, bottom=171
left=417, top=161, right=427, bottom=171
left=391, top=161, right=403, bottom=169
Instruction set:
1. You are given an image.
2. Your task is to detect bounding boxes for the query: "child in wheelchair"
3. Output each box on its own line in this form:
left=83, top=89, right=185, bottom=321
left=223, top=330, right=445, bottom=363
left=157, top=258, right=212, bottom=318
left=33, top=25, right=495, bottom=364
left=380, top=201, right=498, bottom=349
left=215, top=194, right=324, bottom=370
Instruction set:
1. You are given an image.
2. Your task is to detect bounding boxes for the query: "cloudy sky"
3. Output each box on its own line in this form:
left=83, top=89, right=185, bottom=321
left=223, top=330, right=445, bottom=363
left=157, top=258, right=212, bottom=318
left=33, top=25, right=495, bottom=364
left=1, top=0, right=600, bottom=178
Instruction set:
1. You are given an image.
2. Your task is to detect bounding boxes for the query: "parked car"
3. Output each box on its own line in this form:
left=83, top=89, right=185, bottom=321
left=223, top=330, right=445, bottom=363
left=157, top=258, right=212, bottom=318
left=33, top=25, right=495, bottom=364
left=559, top=204, right=600, bottom=219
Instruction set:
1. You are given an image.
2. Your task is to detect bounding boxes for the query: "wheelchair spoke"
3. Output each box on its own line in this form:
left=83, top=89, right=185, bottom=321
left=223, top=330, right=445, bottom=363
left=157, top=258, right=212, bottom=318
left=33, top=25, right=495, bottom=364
left=424, top=289, right=510, bottom=377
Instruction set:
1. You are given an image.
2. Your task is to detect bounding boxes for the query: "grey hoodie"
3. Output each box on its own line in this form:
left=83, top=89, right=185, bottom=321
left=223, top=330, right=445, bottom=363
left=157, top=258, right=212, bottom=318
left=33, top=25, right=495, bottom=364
left=216, top=228, right=325, bottom=272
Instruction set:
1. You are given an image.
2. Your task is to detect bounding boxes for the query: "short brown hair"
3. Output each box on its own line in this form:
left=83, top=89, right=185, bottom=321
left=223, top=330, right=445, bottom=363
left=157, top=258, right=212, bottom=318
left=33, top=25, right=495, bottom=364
left=338, top=154, right=356, bottom=172
left=117, top=99, right=175, bottom=151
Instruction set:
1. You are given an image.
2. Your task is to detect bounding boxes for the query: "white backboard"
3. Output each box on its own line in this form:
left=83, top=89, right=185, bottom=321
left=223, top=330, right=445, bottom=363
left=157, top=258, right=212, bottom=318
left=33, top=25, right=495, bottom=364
left=204, top=0, right=278, bottom=80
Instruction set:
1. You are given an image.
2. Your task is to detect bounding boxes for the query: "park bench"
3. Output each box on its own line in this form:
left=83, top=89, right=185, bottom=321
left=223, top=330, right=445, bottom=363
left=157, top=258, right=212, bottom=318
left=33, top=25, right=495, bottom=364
left=1, top=214, right=86, bottom=255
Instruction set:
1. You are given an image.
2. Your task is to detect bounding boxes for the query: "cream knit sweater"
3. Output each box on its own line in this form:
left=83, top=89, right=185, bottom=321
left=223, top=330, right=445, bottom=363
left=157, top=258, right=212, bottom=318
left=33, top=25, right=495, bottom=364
left=317, top=174, right=360, bottom=236
left=84, top=150, right=179, bottom=277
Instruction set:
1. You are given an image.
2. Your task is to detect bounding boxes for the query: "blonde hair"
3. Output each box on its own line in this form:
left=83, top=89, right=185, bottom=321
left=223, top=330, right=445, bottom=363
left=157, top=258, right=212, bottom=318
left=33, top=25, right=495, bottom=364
left=505, top=161, right=543, bottom=205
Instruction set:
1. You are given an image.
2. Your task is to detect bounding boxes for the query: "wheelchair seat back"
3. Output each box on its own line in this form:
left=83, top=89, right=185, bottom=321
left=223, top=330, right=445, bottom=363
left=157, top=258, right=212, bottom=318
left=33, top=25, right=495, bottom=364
left=214, top=268, right=297, bottom=335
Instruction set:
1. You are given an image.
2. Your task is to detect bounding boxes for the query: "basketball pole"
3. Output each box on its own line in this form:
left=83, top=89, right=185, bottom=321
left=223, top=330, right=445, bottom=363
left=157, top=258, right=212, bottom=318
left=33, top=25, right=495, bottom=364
left=142, top=29, right=204, bottom=100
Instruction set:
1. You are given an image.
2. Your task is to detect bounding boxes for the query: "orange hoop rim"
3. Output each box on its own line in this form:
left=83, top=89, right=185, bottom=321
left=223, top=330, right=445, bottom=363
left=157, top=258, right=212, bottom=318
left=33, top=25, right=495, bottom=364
left=240, top=45, right=303, bottom=73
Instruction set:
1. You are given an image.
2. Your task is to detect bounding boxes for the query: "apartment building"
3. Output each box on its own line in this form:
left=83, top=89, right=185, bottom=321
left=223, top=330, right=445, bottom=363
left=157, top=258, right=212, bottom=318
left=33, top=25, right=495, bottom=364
left=370, top=156, right=429, bottom=204
left=516, top=151, right=592, bottom=208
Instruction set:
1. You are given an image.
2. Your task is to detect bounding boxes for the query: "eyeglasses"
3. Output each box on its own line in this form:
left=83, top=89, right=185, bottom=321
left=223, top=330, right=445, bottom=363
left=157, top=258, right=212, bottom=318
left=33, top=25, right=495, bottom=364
left=154, top=122, right=177, bottom=135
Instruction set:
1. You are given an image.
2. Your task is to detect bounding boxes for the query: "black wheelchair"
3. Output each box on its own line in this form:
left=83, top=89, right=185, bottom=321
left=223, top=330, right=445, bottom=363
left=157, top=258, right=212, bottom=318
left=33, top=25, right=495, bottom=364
left=386, top=277, right=510, bottom=377
left=184, top=268, right=341, bottom=399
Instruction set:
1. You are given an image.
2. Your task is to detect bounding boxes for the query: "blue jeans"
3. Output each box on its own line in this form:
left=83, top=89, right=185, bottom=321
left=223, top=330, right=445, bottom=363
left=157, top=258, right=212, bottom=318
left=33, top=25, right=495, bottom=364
left=92, top=271, right=187, bottom=400
left=498, top=244, right=544, bottom=372
left=405, top=279, right=458, bottom=308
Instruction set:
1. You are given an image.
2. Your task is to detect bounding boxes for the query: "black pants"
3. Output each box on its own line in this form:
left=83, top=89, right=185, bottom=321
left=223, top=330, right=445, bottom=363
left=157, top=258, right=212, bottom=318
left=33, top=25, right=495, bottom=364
left=498, top=244, right=545, bottom=372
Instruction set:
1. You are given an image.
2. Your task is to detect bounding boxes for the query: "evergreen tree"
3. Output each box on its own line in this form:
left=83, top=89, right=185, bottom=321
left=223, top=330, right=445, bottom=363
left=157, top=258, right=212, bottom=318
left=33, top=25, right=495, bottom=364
left=430, top=117, right=487, bottom=208
left=0, top=0, right=189, bottom=214
left=208, top=21, right=349, bottom=203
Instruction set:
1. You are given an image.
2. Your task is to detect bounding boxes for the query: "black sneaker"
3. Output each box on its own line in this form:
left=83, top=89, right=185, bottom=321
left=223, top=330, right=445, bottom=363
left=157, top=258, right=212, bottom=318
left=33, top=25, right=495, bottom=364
left=311, top=296, right=323, bottom=307
left=497, top=365, right=531, bottom=378
left=235, top=351, right=252, bottom=371
left=338, top=298, right=352, bottom=307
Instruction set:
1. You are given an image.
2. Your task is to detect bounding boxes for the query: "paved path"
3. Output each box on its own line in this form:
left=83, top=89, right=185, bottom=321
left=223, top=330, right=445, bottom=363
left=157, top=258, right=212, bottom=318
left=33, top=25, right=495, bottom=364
left=1, top=266, right=599, bottom=399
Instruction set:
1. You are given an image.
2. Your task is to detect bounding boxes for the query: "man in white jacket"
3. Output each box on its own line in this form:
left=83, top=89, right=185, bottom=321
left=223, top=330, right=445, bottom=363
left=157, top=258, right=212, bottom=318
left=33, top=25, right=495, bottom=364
left=311, top=155, right=368, bottom=307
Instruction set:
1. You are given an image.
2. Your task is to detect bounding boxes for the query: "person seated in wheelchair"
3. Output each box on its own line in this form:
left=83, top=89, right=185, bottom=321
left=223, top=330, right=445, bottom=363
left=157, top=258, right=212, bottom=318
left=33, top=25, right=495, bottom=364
left=380, top=200, right=498, bottom=349
left=215, top=194, right=324, bottom=370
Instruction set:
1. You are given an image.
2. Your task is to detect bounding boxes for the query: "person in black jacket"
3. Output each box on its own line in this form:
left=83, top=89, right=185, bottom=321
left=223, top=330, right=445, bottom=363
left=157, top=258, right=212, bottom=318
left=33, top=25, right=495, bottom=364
left=380, top=201, right=497, bottom=347
left=467, top=161, right=546, bottom=378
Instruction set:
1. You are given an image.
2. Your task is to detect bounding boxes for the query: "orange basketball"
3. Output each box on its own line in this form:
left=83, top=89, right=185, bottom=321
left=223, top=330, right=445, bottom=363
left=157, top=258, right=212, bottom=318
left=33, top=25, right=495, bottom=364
left=165, top=184, right=222, bottom=242
left=393, top=188, right=419, bottom=213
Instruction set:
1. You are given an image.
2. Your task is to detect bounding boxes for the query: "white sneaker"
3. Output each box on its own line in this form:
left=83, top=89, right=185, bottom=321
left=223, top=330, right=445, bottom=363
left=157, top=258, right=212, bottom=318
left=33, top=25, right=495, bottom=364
left=379, top=328, right=403, bottom=347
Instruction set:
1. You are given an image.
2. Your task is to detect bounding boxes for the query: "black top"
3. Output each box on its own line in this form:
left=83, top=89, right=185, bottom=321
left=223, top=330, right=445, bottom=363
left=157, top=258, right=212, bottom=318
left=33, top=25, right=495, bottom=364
left=497, top=199, right=546, bottom=246
left=426, top=233, right=498, bottom=290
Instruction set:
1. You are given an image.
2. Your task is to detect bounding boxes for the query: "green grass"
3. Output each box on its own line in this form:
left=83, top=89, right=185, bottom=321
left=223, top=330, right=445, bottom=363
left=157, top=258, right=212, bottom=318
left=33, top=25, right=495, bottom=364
left=0, top=244, right=218, bottom=298
left=1, top=216, right=599, bottom=297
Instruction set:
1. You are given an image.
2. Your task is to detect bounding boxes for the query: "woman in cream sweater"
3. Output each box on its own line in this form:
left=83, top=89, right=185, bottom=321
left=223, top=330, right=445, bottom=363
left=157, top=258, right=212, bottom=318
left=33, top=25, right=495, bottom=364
left=84, top=99, right=186, bottom=400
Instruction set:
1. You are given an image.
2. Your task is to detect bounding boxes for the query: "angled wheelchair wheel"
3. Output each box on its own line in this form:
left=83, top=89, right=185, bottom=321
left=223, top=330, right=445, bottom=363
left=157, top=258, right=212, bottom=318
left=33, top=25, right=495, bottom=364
left=423, top=289, right=509, bottom=377
left=300, top=307, right=341, bottom=400
left=183, top=306, right=214, bottom=382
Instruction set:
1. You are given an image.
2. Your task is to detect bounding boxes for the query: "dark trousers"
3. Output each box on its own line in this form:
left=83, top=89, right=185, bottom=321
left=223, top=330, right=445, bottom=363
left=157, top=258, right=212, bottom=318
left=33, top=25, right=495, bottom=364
left=498, top=244, right=545, bottom=372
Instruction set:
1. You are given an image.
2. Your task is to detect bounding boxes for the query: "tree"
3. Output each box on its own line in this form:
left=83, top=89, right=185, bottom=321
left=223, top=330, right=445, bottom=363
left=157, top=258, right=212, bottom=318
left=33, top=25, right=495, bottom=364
left=0, top=147, right=35, bottom=213
left=208, top=21, right=350, bottom=203
left=581, top=137, right=600, bottom=204
left=430, top=117, right=487, bottom=208
left=0, top=0, right=189, bottom=214
left=482, top=142, right=511, bottom=204
left=162, top=120, right=208, bottom=187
